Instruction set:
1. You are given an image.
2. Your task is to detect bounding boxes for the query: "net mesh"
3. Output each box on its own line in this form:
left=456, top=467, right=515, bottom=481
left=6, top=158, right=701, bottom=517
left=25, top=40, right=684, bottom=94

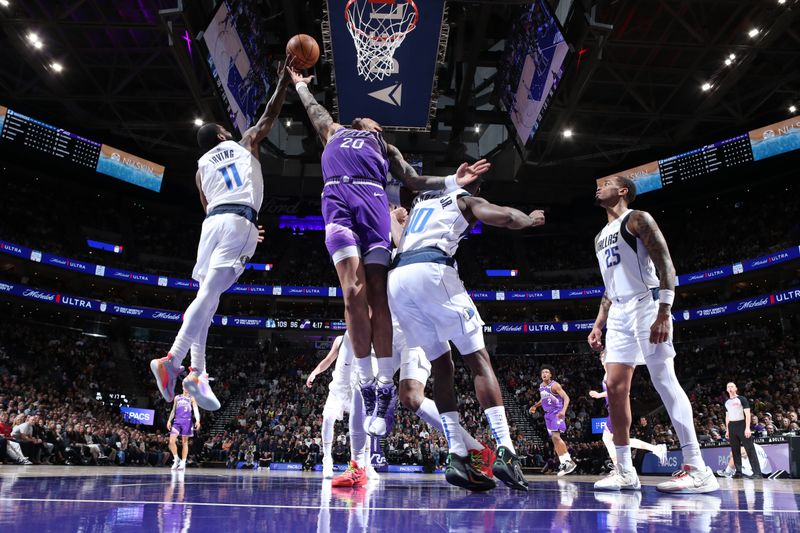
left=345, top=0, right=418, bottom=82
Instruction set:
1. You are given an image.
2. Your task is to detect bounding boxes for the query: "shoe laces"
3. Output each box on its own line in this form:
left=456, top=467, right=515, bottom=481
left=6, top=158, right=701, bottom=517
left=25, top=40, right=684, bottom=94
left=469, top=451, right=483, bottom=470
left=375, top=385, right=394, bottom=416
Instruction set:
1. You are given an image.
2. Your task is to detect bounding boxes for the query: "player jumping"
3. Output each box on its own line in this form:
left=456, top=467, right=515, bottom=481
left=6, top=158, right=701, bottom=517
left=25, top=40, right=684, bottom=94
left=150, top=64, right=290, bottom=410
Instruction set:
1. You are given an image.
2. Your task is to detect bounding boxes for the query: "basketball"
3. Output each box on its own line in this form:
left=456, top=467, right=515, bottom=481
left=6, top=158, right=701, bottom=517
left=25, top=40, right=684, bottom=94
left=286, top=34, right=320, bottom=69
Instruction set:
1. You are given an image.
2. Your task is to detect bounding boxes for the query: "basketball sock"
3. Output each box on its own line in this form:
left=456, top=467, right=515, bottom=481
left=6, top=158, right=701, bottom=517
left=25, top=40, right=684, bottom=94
left=484, top=406, right=515, bottom=453
left=349, top=386, right=367, bottom=466
left=629, top=438, right=656, bottom=453
left=354, top=356, right=375, bottom=384
left=602, top=430, right=617, bottom=463
left=647, top=358, right=706, bottom=469
left=415, top=398, right=444, bottom=433
left=322, top=416, right=335, bottom=458
left=461, top=428, right=484, bottom=452
left=376, top=356, right=395, bottom=384
left=558, top=452, right=572, bottom=464
left=615, top=445, right=632, bottom=470
left=189, top=342, right=206, bottom=374
left=169, top=267, right=236, bottom=366
left=441, top=412, right=467, bottom=456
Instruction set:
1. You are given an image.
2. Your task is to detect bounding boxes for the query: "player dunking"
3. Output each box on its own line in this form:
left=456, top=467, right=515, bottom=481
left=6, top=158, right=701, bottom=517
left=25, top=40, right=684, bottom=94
left=150, top=64, right=290, bottom=410
left=590, top=351, right=668, bottom=472
left=167, top=384, right=200, bottom=470
left=589, top=175, right=718, bottom=493
left=529, top=365, right=576, bottom=476
left=388, top=179, right=544, bottom=491
left=288, top=67, right=487, bottom=436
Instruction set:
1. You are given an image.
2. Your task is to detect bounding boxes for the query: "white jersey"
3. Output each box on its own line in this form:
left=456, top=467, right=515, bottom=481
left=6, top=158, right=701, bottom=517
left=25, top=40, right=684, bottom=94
left=595, top=209, right=660, bottom=301
left=197, top=140, right=263, bottom=213
left=398, top=188, right=471, bottom=256
left=329, top=335, right=354, bottom=391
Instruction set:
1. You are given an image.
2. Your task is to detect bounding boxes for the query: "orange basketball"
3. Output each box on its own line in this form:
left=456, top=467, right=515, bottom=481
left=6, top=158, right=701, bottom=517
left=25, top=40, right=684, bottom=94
left=286, top=34, right=320, bottom=69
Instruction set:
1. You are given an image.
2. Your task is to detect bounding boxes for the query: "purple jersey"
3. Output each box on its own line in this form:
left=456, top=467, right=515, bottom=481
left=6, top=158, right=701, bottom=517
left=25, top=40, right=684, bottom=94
left=321, top=128, right=389, bottom=185
left=539, top=381, right=564, bottom=414
left=175, top=395, right=192, bottom=422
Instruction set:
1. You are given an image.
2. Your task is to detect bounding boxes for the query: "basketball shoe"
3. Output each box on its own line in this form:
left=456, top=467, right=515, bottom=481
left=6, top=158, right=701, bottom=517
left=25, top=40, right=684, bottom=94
left=445, top=453, right=496, bottom=492
left=360, top=381, right=377, bottom=434
left=469, top=448, right=495, bottom=479
left=367, top=381, right=397, bottom=437
left=656, top=464, right=720, bottom=494
left=593, top=465, right=641, bottom=491
left=492, top=446, right=529, bottom=491
left=150, top=354, right=183, bottom=403
left=557, top=459, right=577, bottom=477
left=182, top=368, right=221, bottom=411
left=332, top=461, right=367, bottom=488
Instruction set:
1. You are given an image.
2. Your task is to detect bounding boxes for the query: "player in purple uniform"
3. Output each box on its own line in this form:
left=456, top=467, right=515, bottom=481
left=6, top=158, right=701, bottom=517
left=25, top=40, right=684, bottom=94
left=590, top=351, right=667, bottom=478
left=288, top=67, right=487, bottom=436
left=530, top=366, right=576, bottom=476
left=167, top=384, right=200, bottom=470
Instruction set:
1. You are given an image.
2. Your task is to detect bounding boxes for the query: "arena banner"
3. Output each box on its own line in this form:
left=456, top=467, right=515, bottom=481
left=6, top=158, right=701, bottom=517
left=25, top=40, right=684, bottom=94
left=324, top=0, right=447, bottom=130
left=591, top=418, right=609, bottom=435
left=641, top=442, right=789, bottom=475
left=371, top=437, right=388, bottom=472
left=1, top=238, right=798, bottom=302
left=120, top=406, right=155, bottom=426
left=1, top=279, right=799, bottom=333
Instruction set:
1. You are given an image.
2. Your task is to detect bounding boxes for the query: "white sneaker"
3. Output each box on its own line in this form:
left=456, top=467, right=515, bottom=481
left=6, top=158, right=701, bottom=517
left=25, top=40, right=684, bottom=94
left=171, top=459, right=180, bottom=470
left=657, top=464, right=720, bottom=494
left=366, top=462, right=380, bottom=481
left=557, top=459, right=577, bottom=477
left=594, top=466, right=641, bottom=491
left=183, top=369, right=221, bottom=411
left=177, top=459, right=186, bottom=471
left=715, top=468, right=733, bottom=478
left=654, top=444, right=669, bottom=466
left=322, top=457, right=334, bottom=479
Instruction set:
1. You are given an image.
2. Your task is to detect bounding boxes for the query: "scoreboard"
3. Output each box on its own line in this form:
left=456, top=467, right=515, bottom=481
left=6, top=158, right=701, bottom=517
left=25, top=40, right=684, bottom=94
left=0, top=105, right=164, bottom=192
left=598, top=116, right=800, bottom=194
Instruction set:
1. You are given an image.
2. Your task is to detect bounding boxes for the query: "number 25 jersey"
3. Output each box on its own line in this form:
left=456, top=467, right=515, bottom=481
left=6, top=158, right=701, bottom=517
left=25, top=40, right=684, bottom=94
left=197, top=140, right=263, bottom=213
left=594, top=209, right=659, bottom=301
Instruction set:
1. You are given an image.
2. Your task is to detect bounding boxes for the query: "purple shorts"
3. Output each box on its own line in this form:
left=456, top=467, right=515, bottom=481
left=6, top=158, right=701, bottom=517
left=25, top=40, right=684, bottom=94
left=322, top=181, right=390, bottom=261
left=170, top=419, right=193, bottom=437
left=544, top=411, right=567, bottom=435
left=604, top=416, right=613, bottom=434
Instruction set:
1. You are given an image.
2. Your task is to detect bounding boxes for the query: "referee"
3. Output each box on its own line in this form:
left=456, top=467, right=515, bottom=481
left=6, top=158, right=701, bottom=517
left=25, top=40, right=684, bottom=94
left=724, top=382, right=762, bottom=479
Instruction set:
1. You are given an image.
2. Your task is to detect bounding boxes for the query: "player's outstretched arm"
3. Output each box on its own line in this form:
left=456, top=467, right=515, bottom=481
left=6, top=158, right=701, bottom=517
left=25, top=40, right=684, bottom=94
left=241, top=63, right=291, bottom=154
left=306, top=336, right=342, bottom=387
left=628, top=210, right=676, bottom=343
left=588, top=293, right=611, bottom=351
left=387, top=143, right=490, bottom=191
left=288, top=67, right=340, bottom=145
left=459, top=196, right=544, bottom=230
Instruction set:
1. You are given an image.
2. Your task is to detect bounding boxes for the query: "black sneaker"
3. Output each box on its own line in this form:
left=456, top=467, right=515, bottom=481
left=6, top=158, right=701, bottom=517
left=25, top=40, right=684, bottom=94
left=731, top=472, right=743, bottom=479
left=492, top=446, right=529, bottom=491
left=445, top=453, right=496, bottom=492
left=744, top=473, right=763, bottom=479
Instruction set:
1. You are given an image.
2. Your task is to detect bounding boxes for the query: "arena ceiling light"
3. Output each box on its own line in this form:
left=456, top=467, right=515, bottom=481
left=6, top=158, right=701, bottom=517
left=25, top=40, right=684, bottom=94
left=562, top=129, right=573, bottom=138
left=791, top=105, right=797, bottom=113
left=748, top=28, right=760, bottom=38
left=193, top=117, right=203, bottom=126
left=474, top=125, right=480, bottom=133
left=701, top=82, right=713, bottom=91
left=778, top=0, right=786, bottom=4
left=50, top=62, right=63, bottom=73
left=0, top=0, right=10, bottom=8
left=285, top=119, right=292, bottom=127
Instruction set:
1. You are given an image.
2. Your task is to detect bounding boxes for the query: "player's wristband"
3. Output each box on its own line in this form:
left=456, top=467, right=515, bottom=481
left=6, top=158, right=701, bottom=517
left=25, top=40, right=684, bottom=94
left=658, top=289, right=675, bottom=306
left=444, top=174, right=458, bottom=192
left=295, top=81, right=308, bottom=91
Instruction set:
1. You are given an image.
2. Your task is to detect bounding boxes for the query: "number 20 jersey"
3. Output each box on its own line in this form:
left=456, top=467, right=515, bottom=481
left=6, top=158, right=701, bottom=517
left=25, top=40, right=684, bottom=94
left=398, top=189, right=471, bottom=257
left=594, top=209, right=660, bottom=301
left=197, top=140, right=263, bottom=213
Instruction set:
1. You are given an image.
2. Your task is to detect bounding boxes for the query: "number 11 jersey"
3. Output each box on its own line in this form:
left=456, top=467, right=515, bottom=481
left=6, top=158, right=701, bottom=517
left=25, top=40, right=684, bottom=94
left=197, top=140, right=263, bottom=213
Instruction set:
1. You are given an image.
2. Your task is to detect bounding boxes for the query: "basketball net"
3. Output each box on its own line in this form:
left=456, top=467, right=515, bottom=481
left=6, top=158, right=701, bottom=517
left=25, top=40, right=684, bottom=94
left=345, top=0, right=418, bottom=82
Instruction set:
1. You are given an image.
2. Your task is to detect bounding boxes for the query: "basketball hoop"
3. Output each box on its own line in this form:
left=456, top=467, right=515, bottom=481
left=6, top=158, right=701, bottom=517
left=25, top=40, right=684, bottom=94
left=344, top=0, right=419, bottom=82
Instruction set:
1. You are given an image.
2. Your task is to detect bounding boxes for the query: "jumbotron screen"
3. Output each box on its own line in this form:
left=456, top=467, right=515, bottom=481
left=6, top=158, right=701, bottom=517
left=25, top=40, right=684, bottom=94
left=597, top=115, right=800, bottom=194
left=0, top=105, right=165, bottom=192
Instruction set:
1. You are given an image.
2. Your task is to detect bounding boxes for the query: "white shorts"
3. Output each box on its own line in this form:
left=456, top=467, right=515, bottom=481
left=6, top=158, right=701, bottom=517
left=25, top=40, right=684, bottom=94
left=605, top=293, right=676, bottom=367
left=192, top=213, right=258, bottom=282
left=392, top=319, right=431, bottom=385
left=388, top=263, right=485, bottom=361
left=323, top=386, right=352, bottom=421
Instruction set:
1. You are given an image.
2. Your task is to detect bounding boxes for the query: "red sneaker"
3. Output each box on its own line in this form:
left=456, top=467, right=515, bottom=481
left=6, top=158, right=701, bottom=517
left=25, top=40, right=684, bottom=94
left=331, top=461, right=367, bottom=487
left=469, top=448, right=495, bottom=479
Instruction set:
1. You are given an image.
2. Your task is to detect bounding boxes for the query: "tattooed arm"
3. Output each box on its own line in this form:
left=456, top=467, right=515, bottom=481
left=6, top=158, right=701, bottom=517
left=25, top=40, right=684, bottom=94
left=587, top=293, right=612, bottom=351
left=240, top=63, right=291, bottom=156
left=628, top=209, right=676, bottom=343
left=386, top=143, right=490, bottom=191
left=287, top=68, right=341, bottom=144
